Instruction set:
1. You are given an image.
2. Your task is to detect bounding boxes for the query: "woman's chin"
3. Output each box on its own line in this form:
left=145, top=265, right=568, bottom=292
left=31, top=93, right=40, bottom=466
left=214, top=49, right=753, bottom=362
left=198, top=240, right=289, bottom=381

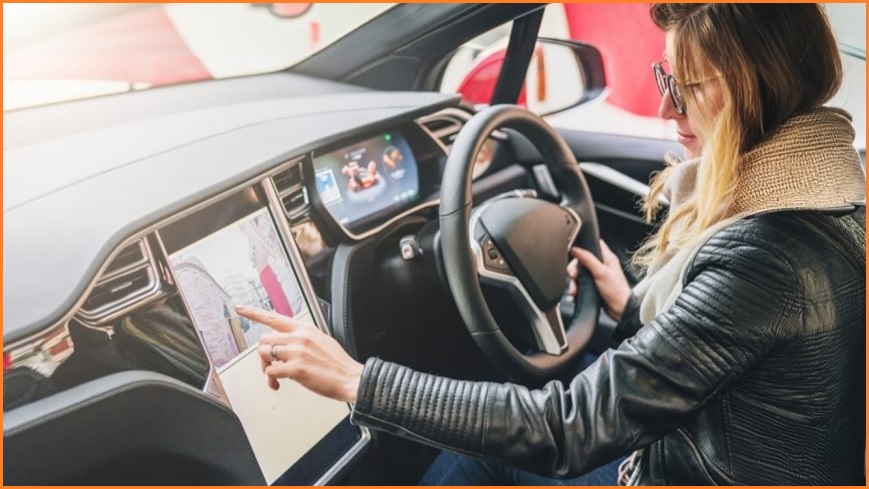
left=682, top=143, right=702, bottom=160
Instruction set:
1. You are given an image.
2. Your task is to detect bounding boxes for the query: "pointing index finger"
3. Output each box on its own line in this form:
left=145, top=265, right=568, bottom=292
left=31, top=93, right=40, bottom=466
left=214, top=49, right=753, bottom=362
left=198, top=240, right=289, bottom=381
left=235, top=305, right=296, bottom=333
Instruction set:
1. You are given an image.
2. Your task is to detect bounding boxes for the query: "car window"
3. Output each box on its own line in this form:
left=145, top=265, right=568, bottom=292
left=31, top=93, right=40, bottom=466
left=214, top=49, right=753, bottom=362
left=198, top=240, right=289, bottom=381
left=826, top=4, right=866, bottom=156
left=3, top=3, right=394, bottom=110
left=439, top=20, right=513, bottom=105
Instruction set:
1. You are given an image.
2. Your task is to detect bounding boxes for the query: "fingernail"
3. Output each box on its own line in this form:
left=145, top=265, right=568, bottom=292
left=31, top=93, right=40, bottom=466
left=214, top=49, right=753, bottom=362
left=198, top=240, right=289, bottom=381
left=234, top=304, right=246, bottom=312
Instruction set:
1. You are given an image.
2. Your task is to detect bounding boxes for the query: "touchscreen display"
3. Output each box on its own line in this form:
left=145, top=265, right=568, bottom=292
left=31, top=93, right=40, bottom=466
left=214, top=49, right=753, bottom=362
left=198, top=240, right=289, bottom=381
left=168, top=208, right=309, bottom=368
left=313, top=131, right=419, bottom=230
left=166, top=206, right=349, bottom=483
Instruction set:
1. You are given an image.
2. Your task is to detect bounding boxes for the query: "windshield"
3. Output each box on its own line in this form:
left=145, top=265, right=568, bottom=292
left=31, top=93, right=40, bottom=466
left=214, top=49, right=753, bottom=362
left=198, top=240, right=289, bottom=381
left=2, top=3, right=394, bottom=110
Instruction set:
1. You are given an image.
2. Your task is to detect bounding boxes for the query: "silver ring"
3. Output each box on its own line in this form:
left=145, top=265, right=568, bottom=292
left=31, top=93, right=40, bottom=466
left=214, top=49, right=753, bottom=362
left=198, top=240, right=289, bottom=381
left=269, top=343, right=279, bottom=363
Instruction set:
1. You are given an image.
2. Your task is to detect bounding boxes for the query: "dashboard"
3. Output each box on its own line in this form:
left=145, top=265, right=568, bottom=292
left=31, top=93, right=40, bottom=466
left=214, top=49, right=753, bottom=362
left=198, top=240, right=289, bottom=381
left=4, top=86, right=457, bottom=343
left=3, top=77, right=517, bottom=485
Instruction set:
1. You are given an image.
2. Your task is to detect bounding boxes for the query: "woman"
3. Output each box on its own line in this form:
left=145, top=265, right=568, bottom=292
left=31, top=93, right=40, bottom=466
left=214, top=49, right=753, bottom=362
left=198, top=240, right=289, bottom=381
left=237, top=4, right=865, bottom=485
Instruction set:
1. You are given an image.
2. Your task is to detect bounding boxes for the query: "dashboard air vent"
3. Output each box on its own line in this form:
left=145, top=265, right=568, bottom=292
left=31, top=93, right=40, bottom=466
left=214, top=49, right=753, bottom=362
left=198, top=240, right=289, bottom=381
left=423, top=118, right=461, bottom=133
left=78, top=239, right=160, bottom=324
left=272, top=158, right=309, bottom=221
left=418, top=108, right=470, bottom=150
left=82, top=268, right=153, bottom=312
left=273, top=163, right=302, bottom=191
left=418, top=108, right=509, bottom=155
left=103, top=242, right=146, bottom=275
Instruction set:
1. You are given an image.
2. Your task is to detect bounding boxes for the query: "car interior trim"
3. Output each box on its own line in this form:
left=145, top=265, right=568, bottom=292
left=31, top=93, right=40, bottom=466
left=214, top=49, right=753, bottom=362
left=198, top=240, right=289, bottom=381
left=312, top=426, right=373, bottom=486
left=579, top=162, right=668, bottom=205
left=324, top=200, right=441, bottom=242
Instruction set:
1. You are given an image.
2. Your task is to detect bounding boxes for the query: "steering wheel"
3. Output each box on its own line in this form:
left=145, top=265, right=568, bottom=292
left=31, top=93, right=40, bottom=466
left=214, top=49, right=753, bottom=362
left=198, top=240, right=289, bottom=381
left=439, top=105, right=602, bottom=382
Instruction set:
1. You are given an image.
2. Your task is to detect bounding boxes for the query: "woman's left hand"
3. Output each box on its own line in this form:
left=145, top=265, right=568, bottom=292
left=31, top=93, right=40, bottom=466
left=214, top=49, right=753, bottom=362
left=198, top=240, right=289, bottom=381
left=568, top=240, right=632, bottom=321
left=234, top=305, right=363, bottom=403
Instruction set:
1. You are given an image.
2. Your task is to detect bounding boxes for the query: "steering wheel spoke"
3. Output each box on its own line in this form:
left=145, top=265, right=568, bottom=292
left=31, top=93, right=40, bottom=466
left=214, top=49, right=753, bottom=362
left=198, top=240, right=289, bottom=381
left=479, top=271, right=568, bottom=355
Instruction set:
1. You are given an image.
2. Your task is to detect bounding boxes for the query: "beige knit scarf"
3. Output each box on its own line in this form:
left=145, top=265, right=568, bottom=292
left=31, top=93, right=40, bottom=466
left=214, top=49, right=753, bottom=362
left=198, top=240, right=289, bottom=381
left=633, top=107, right=865, bottom=325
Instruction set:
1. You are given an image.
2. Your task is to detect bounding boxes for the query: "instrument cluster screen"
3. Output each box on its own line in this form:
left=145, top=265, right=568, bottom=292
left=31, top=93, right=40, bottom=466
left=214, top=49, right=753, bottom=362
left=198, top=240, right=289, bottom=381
left=313, top=131, right=419, bottom=231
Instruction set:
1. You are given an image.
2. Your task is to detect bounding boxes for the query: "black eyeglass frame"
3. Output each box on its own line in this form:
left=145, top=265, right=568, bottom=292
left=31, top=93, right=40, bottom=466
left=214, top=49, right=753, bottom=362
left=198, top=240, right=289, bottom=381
left=652, top=61, right=686, bottom=115
left=653, top=61, right=722, bottom=116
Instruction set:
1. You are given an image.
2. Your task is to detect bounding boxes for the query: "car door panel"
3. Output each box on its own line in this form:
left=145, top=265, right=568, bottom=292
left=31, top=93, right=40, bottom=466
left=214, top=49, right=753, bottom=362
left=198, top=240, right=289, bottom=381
left=559, top=129, right=679, bottom=273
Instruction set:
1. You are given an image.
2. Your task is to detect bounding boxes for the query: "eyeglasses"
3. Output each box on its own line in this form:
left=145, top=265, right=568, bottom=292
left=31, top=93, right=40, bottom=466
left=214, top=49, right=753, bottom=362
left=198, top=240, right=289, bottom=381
left=652, top=61, right=687, bottom=115
left=652, top=61, right=719, bottom=116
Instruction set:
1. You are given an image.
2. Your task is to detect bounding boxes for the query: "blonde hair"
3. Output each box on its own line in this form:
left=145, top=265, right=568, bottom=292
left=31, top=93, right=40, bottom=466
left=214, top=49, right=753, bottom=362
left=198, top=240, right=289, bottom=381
left=635, top=4, right=843, bottom=266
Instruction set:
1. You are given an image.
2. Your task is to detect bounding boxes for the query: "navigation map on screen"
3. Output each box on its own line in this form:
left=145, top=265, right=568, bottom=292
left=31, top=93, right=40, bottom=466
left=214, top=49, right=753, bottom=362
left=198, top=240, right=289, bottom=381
left=168, top=208, right=311, bottom=369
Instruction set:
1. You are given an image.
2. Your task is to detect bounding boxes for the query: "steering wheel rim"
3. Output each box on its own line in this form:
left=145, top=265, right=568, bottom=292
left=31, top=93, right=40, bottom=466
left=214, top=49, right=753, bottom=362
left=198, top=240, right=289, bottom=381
left=440, top=105, right=602, bottom=382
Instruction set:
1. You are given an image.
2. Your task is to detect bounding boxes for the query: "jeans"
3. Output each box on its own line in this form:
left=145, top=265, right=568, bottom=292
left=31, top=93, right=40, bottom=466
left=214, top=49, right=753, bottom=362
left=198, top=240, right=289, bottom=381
left=419, top=451, right=624, bottom=486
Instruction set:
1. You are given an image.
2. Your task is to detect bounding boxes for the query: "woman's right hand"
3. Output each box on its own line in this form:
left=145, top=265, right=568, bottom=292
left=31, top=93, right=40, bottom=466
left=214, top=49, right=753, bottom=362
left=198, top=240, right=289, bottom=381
left=235, top=305, right=363, bottom=403
left=568, top=240, right=632, bottom=321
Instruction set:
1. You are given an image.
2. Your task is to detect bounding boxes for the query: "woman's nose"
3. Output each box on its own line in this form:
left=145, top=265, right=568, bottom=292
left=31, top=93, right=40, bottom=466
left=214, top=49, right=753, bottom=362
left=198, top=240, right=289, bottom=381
left=658, top=91, right=681, bottom=121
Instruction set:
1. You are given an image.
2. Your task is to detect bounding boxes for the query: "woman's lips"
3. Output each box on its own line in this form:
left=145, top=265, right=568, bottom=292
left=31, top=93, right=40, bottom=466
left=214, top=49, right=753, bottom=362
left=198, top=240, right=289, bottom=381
left=677, top=131, right=696, bottom=146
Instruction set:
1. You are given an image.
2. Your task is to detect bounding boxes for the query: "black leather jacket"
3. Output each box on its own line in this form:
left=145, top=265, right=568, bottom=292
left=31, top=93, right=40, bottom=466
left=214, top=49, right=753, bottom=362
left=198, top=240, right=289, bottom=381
left=351, top=210, right=866, bottom=485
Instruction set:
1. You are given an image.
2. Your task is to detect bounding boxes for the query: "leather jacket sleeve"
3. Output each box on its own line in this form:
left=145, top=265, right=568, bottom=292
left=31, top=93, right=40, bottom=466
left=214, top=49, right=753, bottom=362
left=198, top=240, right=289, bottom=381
left=351, top=227, right=798, bottom=478
left=612, top=293, right=643, bottom=342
